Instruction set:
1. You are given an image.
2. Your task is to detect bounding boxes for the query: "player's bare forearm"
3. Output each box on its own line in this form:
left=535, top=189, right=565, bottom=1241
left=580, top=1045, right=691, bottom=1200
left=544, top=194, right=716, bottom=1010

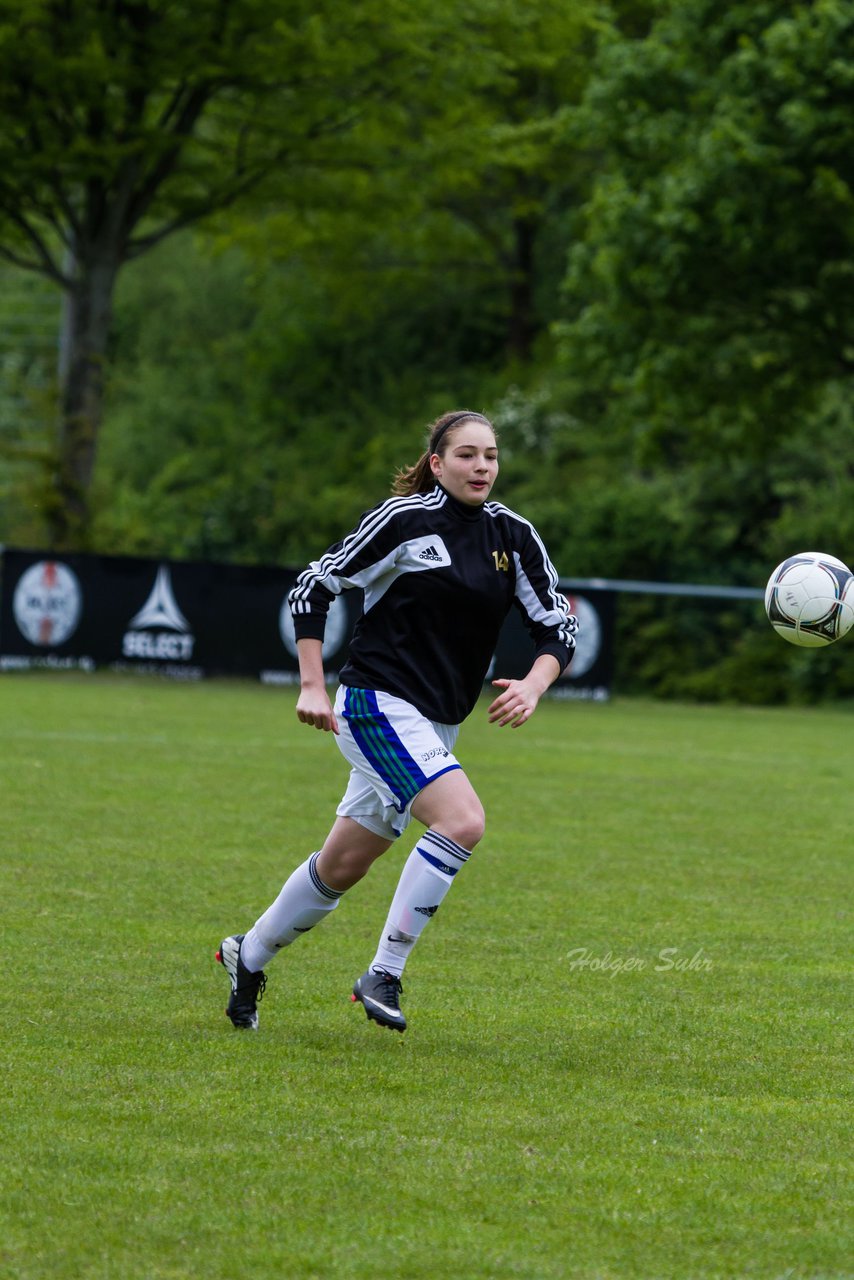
left=295, top=637, right=339, bottom=733
left=488, top=654, right=561, bottom=728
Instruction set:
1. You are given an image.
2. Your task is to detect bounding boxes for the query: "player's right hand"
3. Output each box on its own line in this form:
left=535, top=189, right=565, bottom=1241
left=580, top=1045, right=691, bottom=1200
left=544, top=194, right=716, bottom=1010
left=296, top=686, right=339, bottom=734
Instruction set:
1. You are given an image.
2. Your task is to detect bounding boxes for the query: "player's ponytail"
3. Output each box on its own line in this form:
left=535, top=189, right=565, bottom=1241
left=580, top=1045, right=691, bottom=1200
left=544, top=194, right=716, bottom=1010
left=392, top=410, right=494, bottom=496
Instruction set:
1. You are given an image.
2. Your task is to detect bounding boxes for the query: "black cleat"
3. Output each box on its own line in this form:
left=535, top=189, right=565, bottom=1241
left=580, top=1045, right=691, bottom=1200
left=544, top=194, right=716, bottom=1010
left=216, top=934, right=267, bottom=1030
left=351, top=968, right=407, bottom=1033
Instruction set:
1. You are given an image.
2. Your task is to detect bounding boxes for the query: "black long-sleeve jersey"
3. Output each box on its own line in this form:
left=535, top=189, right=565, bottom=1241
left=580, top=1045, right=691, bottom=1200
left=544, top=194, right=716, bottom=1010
left=288, top=484, right=577, bottom=724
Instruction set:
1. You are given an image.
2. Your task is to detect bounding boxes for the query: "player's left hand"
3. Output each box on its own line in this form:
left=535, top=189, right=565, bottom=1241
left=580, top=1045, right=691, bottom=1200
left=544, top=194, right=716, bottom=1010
left=488, top=677, right=541, bottom=729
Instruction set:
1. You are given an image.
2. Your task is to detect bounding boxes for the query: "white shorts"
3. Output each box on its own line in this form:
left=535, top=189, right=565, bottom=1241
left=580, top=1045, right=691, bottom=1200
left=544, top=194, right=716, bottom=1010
left=334, top=686, right=461, bottom=841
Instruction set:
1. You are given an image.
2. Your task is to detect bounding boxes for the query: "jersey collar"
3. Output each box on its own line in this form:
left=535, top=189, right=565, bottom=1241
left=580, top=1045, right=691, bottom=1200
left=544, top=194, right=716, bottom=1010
left=435, top=483, right=486, bottom=522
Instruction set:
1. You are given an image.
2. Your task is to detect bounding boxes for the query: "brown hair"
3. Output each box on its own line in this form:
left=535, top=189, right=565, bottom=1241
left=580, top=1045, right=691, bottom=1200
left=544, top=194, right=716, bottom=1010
left=392, top=410, right=496, bottom=496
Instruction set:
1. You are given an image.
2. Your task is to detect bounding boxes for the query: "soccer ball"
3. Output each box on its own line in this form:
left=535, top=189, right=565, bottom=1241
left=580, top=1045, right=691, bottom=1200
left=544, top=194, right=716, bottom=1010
left=765, top=551, right=854, bottom=647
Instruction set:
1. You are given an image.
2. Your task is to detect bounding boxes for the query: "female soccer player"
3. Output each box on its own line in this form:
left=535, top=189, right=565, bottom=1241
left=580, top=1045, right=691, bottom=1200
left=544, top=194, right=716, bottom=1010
left=217, top=409, right=577, bottom=1032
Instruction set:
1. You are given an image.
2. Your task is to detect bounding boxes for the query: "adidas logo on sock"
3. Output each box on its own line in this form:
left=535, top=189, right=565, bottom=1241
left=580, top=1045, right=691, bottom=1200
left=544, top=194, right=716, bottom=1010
left=414, top=904, right=440, bottom=917
left=418, top=545, right=443, bottom=562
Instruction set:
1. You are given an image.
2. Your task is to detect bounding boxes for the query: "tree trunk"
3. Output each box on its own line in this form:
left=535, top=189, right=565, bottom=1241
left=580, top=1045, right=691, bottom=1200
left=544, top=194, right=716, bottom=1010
left=49, top=253, right=119, bottom=548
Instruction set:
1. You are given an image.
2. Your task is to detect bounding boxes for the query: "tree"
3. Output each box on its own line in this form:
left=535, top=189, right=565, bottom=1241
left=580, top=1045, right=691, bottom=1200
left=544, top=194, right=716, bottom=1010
left=0, top=0, right=446, bottom=545
left=226, top=0, right=605, bottom=366
left=560, top=0, right=854, bottom=463
left=417, top=0, right=599, bottom=362
left=525, top=0, right=854, bottom=702
left=81, top=0, right=613, bottom=567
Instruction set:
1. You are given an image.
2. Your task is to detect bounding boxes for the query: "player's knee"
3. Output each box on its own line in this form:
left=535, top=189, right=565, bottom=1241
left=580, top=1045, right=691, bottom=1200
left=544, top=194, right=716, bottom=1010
left=442, top=799, right=486, bottom=851
left=412, top=771, right=485, bottom=850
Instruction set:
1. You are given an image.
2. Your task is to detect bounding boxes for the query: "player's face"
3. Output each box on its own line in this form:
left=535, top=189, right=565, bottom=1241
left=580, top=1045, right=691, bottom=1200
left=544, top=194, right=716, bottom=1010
left=430, top=422, right=499, bottom=505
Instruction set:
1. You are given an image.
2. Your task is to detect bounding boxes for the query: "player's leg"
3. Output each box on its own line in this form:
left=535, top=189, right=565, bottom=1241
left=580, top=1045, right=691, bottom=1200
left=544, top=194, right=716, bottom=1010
left=244, top=817, right=391, bottom=960
left=370, top=769, right=483, bottom=973
left=232, top=817, right=391, bottom=970
left=314, top=816, right=394, bottom=892
left=410, top=767, right=486, bottom=848
left=354, top=771, right=485, bottom=1032
left=218, top=817, right=392, bottom=1030
left=217, top=686, right=404, bottom=1030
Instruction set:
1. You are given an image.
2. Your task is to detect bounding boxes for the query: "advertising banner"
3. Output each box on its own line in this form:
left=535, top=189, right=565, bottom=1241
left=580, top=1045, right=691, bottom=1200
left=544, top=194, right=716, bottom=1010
left=0, top=548, right=614, bottom=697
left=492, top=585, right=615, bottom=701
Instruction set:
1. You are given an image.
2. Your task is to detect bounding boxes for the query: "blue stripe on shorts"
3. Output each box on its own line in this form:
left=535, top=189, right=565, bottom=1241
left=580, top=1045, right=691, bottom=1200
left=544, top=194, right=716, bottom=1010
left=343, top=688, right=430, bottom=811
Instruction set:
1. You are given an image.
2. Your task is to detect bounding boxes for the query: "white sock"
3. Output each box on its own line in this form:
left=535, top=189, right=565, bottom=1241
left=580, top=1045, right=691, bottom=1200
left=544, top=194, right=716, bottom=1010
left=370, top=830, right=472, bottom=978
left=241, top=852, right=342, bottom=972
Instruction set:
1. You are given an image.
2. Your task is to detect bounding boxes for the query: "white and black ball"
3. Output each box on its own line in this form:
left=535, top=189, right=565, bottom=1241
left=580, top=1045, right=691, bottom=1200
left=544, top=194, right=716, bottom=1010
left=765, top=551, right=854, bottom=647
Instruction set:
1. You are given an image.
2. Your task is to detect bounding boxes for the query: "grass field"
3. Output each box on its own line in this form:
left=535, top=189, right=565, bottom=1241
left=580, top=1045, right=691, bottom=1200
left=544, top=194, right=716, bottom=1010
left=1, top=673, right=851, bottom=1280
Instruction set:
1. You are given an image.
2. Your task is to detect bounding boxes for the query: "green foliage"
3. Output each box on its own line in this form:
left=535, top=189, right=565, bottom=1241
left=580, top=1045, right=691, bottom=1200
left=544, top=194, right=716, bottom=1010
left=542, top=0, right=854, bottom=699
left=93, top=231, right=506, bottom=562
left=560, top=0, right=854, bottom=457
left=0, top=266, right=62, bottom=545
left=0, top=0, right=500, bottom=541
left=0, top=0, right=444, bottom=271
left=2, top=1, right=852, bottom=702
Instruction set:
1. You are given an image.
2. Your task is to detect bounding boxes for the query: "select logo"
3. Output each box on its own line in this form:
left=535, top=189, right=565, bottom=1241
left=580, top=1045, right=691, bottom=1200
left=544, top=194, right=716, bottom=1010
left=123, top=566, right=195, bottom=661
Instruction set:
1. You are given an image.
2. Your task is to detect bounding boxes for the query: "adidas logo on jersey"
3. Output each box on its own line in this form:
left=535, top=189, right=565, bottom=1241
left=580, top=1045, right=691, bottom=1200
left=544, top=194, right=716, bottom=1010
left=418, top=545, right=443, bottom=562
